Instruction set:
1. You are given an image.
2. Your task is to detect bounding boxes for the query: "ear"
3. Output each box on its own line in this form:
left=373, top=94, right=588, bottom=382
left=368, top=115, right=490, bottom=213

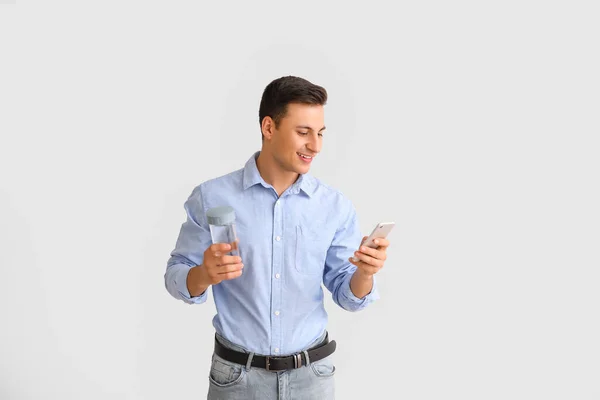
left=261, top=116, right=275, bottom=140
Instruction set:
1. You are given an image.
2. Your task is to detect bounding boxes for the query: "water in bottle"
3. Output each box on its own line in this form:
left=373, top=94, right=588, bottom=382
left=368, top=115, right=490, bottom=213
left=205, top=205, right=240, bottom=257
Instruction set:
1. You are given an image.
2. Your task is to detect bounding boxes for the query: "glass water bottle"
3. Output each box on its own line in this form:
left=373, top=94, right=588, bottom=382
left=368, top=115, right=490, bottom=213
left=206, top=205, right=240, bottom=257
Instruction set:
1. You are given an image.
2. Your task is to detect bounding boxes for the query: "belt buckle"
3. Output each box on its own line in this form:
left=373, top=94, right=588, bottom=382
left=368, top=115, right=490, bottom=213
left=265, top=353, right=303, bottom=371
left=293, top=353, right=302, bottom=369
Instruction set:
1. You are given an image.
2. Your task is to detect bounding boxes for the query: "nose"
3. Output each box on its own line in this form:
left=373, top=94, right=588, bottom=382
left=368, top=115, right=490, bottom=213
left=307, top=134, right=321, bottom=155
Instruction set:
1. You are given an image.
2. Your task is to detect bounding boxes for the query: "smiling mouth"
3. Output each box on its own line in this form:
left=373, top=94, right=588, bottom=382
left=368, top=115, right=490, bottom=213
left=297, top=152, right=314, bottom=160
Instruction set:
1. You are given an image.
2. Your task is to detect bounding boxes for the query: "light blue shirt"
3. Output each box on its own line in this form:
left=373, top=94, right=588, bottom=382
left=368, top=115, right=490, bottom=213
left=164, top=151, right=379, bottom=356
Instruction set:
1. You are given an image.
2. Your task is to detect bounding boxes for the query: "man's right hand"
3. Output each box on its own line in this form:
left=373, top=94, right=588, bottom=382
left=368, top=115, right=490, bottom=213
left=186, top=242, right=244, bottom=297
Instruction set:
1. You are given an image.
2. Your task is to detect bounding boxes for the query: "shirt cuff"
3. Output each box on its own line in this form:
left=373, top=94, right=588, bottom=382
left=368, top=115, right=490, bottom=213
left=174, top=264, right=208, bottom=305
left=338, top=271, right=380, bottom=311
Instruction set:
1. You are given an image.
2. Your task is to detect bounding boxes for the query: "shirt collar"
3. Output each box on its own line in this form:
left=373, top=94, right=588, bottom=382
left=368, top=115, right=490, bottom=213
left=242, top=150, right=317, bottom=197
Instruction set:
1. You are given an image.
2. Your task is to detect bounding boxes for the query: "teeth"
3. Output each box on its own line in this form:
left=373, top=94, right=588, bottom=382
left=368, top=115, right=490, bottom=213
left=298, top=153, right=312, bottom=159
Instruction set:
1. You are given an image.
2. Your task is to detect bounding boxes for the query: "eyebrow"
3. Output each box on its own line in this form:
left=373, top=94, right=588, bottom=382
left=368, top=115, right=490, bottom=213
left=296, top=125, right=326, bottom=132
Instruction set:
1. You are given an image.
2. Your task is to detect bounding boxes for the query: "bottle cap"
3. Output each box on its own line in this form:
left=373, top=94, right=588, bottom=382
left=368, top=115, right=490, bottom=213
left=206, top=206, right=236, bottom=226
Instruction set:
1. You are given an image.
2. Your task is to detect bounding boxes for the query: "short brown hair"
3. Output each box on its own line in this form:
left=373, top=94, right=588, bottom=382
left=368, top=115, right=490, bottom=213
left=258, top=76, right=327, bottom=138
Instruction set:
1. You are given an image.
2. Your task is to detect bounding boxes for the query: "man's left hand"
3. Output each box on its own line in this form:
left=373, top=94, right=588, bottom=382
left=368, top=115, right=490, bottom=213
left=348, top=236, right=390, bottom=276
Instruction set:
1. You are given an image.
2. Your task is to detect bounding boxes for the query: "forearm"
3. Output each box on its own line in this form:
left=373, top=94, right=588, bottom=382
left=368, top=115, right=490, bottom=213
left=350, top=269, right=374, bottom=299
left=186, top=264, right=211, bottom=297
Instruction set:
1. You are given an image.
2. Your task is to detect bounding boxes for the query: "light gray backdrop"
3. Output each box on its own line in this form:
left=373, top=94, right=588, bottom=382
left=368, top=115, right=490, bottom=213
left=1, top=1, right=599, bottom=399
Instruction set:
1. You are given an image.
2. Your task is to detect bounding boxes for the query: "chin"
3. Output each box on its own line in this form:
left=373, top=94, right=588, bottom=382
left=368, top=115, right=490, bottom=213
left=288, top=165, right=308, bottom=175
left=295, top=161, right=312, bottom=174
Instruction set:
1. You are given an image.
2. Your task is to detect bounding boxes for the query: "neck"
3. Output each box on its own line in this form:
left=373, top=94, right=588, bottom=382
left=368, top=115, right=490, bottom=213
left=256, top=149, right=299, bottom=197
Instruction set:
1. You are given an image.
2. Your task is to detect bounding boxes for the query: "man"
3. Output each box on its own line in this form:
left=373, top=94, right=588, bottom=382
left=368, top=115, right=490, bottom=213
left=164, top=76, right=390, bottom=399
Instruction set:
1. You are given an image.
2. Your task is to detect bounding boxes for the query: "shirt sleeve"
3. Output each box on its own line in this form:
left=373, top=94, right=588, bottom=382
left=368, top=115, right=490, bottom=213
left=322, top=200, right=380, bottom=312
left=164, top=185, right=212, bottom=305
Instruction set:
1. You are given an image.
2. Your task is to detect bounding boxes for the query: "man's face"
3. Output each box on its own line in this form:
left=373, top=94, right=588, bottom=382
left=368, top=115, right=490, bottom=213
left=268, top=102, right=325, bottom=175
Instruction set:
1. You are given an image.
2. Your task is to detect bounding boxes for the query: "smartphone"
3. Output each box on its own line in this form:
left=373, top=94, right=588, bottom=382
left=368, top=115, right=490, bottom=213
left=351, top=221, right=395, bottom=262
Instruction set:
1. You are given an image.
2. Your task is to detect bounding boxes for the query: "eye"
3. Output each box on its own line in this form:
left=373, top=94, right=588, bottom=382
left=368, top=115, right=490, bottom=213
left=297, top=131, right=309, bottom=136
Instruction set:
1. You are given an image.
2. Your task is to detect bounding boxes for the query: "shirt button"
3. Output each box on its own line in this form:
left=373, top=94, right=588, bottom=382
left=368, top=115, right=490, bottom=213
left=274, top=310, right=280, bottom=316
left=275, top=273, right=280, bottom=279
left=275, top=236, right=281, bottom=241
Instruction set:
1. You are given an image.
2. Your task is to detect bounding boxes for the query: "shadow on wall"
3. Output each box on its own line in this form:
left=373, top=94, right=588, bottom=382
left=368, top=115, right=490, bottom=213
left=0, top=191, right=55, bottom=398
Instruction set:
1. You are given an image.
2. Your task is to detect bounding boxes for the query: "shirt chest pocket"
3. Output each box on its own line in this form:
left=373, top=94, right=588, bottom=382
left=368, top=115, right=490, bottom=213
left=294, top=225, right=331, bottom=276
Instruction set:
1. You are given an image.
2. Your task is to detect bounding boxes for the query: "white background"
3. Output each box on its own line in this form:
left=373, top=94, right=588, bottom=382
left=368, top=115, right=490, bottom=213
left=1, top=1, right=599, bottom=399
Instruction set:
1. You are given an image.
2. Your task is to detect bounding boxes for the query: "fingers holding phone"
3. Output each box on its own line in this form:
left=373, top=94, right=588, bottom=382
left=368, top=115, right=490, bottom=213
left=349, top=222, right=394, bottom=275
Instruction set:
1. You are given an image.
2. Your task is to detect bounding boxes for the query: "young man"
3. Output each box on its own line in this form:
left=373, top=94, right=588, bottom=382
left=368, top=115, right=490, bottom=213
left=164, top=76, right=390, bottom=399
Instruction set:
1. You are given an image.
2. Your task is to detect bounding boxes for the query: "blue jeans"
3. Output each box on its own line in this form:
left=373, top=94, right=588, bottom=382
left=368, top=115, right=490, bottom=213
left=207, top=331, right=336, bottom=400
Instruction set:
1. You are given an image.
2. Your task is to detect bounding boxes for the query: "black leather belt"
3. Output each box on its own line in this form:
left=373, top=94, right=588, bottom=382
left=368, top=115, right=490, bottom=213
left=214, top=332, right=337, bottom=372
